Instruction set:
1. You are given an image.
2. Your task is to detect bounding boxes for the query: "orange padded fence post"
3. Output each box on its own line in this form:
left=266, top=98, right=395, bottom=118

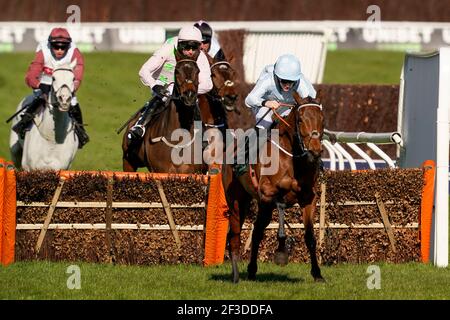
left=420, top=160, right=435, bottom=263
left=0, top=158, right=5, bottom=264
left=203, top=173, right=229, bottom=266
left=2, top=162, right=16, bottom=266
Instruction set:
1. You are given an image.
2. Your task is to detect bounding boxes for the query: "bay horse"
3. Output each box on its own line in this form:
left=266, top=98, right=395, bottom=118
left=122, top=52, right=204, bottom=173
left=197, top=56, right=251, bottom=171
left=9, top=60, right=79, bottom=170
left=222, top=91, right=325, bottom=283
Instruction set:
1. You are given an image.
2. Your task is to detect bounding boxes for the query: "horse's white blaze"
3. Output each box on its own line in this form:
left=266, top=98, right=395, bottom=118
left=9, top=62, right=79, bottom=170
left=56, top=86, right=72, bottom=111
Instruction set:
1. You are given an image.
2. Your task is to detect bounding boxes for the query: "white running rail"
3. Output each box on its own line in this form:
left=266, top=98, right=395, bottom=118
left=323, top=131, right=403, bottom=171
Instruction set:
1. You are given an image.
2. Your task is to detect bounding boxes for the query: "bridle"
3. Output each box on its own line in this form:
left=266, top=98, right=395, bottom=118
left=274, top=103, right=323, bottom=158
left=209, top=61, right=237, bottom=110
left=50, top=67, right=75, bottom=112
left=172, top=58, right=199, bottom=105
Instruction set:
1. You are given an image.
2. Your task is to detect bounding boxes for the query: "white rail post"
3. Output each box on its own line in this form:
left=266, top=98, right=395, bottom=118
left=434, top=47, right=450, bottom=268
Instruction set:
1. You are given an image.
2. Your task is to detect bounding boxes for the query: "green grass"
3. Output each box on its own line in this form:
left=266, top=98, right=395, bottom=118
left=1, top=260, right=449, bottom=299
left=0, top=50, right=405, bottom=170
left=323, top=50, right=405, bottom=84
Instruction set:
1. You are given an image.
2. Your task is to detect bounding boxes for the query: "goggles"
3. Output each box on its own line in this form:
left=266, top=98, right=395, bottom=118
left=279, top=78, right=295, bottom=85
left=179, top=41, right=200, bottom=51
left=279, top=78, right=296, bottom=89
left=201, top=37, right=211, bottom=44
left=51, top=43, right=69, bottom=51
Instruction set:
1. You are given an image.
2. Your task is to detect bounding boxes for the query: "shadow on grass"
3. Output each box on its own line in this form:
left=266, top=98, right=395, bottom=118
left=210, top=272, right=305, bottom=283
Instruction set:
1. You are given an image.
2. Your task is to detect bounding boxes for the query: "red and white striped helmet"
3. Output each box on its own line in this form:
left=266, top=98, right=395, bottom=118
left=48, top=28, right=72, bottom=44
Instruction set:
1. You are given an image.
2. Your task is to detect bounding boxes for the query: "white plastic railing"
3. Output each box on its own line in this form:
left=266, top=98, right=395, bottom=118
left=323, top=131, right=403, bottom=171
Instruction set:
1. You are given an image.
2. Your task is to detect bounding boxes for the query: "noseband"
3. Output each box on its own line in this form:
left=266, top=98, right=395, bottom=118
left=293, top=103, right=323, bottom=158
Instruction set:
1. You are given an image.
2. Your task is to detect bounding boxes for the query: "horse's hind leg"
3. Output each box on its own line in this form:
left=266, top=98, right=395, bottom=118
left=274, top=202, right=288, bottom=266
left=228, top=200, right=243, bottom=284
left=302, top=198, right=324, bottom=282
left=247, top=201, right=274, bottom=281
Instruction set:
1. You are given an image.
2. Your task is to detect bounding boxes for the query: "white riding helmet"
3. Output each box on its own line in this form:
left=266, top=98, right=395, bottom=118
left=178, top=25, right=202, bottom=43
left=274, top=54, right=302, bottom=81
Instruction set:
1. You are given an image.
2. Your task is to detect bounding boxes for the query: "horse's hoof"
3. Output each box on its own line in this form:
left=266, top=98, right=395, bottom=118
left=232, top=274, right=240, bottom=284
left=274, top=251, right=289, bottom=266
left=247, top=273, right=256, bottom=281
left=314, top=276, right=326, bottom=283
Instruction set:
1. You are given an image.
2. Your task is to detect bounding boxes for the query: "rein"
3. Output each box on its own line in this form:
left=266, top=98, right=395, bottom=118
left=271, top=102, right=323, bottom=158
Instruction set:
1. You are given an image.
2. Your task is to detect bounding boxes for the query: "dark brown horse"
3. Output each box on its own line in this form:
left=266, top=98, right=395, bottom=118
left=122, top=53, right=203, bottom=173
left=197, top=56, right=252, bottom=172
left=198, top=57, right=241, bottom=132
left=222, top=91, right=325, bottom=283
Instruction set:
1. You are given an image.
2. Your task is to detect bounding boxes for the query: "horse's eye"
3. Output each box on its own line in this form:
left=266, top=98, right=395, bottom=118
left=52, top=77, right=55, bottom=81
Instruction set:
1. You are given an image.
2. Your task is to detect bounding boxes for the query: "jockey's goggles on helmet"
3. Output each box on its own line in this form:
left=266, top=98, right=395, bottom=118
left=51, top=42, right=69, bottom=50
left=279, top=78, right=295, bottom=87
left=179, top=41, right=200, bottom=51
left=201, top=37, right=211, bottom=44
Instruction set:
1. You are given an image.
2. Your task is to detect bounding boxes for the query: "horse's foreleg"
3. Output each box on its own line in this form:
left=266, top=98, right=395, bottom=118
left=122, top=157, right=137, bottom=172
left=10, top=141, right=23, bottom=170
left=302, top=196, right=324, bottom=282
left=247, top=202, right=273, bottom=280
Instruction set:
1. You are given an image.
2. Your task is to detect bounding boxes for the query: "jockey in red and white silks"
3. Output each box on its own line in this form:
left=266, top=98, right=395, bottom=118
left=13, top=27, right=89, bottom=148
left=25, top=28, right=84, bottom=94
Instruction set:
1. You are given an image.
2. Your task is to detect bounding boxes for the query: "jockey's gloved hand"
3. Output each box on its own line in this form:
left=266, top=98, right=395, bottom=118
left=38, top=83, right=51, bottom=96
left=33, top=88, right=43, bottom=98
left=152, top=85, right=169, bottom=98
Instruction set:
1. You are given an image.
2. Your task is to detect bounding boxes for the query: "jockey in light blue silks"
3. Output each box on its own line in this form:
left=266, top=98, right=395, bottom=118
left=245, top=54, right=317, bottom=130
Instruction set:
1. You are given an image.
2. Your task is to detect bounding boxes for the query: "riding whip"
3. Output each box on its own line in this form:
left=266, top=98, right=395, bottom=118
left=115, top=104, right=147, bottom=134
left=6, top=103, right=32, bottom=124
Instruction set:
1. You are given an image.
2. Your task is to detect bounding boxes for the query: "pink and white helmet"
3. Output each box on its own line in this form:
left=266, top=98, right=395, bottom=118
left=178, top=25, right=202, bottom=43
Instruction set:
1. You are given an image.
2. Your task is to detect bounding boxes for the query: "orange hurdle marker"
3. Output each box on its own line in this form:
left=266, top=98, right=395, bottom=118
left=419, top=160, right=436, bottom=263
left=203, top=172, right=229, bottom=266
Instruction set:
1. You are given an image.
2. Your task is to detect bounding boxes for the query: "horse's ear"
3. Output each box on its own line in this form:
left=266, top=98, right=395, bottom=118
left=175, top=50, right=183, bottom=62
left=315, top=89, right=324, bottom=102
left=293, top=91, right=306, bottom=105
left=227, top=53, right=235, bottom=65
left=207, top=54, right=214, bottom=66
left=70, top=59, right=77, bottom=70
left=191, top=49, right=200, bottom=61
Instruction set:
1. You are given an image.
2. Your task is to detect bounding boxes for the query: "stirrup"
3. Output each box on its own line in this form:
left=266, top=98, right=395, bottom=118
left=233, top=163, right=249, bottom=176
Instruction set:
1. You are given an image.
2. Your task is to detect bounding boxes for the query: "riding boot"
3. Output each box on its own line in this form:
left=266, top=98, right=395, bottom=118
left=12, top=97, right=44, bottom=139
left=233, top=126, right=269, bottom=176
left=127, top=97, right=161, bottom=144
left=69, top=103, right=90, bottom=149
